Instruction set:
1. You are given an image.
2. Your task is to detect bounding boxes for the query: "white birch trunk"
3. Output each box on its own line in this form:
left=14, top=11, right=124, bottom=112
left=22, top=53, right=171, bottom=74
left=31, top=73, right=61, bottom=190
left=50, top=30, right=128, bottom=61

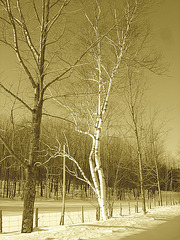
left=94, top=117, right=108, bottom=220
left=89, top=138, right=101, bottom=200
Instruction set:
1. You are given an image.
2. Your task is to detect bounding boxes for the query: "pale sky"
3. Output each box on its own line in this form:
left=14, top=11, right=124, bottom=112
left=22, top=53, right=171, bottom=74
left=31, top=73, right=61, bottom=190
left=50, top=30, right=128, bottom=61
left=149, top=0, right=180, bottom=156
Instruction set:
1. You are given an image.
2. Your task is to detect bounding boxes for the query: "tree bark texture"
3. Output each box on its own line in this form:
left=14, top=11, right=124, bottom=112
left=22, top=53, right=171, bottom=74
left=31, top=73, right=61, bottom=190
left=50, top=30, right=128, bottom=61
left=21, top=166, right=36, bottom=233
left=21, top=94, right=43, bottom=232
left=94, top=119, right=108, bottom=221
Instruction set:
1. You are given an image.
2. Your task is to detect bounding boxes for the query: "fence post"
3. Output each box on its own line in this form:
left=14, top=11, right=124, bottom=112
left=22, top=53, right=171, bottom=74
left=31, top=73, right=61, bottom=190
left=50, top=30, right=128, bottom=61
left=96, top=206, right=100, bottom=221
left=120, top=203, right=122, bottom=216
left=0, top=210, right=2, bottom=233
left=35, top=208, right=38, bottom=228
left=81, top=206, right=84, bottom=223
left=135, top=204, right=137, bottom=213
left=128, top=202, right=131, bottom=215
left=149, top=198, right=151, bottom=209
left=137, top=201, right=138, bottom=213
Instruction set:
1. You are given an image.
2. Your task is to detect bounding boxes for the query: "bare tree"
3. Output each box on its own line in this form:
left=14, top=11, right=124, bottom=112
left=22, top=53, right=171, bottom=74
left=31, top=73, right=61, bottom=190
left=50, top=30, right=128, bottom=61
left=122, top=66, right=148, bottom=213
left=145, top=111, right=168, bottom=206
left=0, top=0, right=92, bottom=232
left=74, top=0, right=140, bottom=220
left=47, top=0, right=156, bottom=220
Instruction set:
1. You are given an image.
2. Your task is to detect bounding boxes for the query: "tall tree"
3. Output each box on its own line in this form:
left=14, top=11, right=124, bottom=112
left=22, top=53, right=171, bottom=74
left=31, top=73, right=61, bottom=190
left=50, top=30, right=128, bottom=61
left=123, top=67, right=147, bottom=213
left=145, top=112, right=167, bottom=206
left=48, top=0, right=157, bottom=219
left=0, top=0, right=87, bottom=232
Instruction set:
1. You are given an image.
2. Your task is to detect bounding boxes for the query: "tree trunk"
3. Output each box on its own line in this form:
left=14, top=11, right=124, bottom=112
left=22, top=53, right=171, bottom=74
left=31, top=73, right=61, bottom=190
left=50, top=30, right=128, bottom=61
left=155, top=159, right=162, bottom=206
left=21, top=166, right=36, bottom=233
left=98, top=167, right=108, bottom=220
left=41, top=181, right=43, bottom=197
left=152, top=142, right=162, bottom=206
left=138, top=150, right=146, bottom=214
left=13, top=181, right=16, bottom=198
left=132, top=107, right=146, bottom=214
left=94, top=129, right=108, bottom=221
left=21, top=95, right=43, bottom=232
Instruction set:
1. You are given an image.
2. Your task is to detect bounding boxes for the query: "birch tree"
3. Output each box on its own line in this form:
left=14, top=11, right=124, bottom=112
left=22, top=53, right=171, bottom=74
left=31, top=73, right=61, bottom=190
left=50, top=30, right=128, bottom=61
left=74, top=0, right=139, bottom=220
left=46, top=0, right=155, bottom=220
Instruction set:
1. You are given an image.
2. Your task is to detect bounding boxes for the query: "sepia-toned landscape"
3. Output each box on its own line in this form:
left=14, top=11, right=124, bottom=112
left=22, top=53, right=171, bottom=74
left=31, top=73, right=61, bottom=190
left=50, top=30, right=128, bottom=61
left=0, top=0, right=179, bottom=239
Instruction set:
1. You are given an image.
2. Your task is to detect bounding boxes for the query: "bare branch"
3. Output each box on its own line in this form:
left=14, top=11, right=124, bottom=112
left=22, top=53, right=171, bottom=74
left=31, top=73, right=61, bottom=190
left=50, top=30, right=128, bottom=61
left=0, top=135, right=28, bottom=168
left=42, top=112, right=75, bottom=125
left=47, top=88, right=94, bottom=138
left=2, top=0, right=37, bottom=88
left=32, top=0, right=41, bottom=25
left=0, top=38, right=14, bottom=48
left=0, top=155, right=11, bottom=164
left=47, top=0, right=71, bottom=33
left=43, top=19, right=122, bottom=91
left=0, top=82, right=33, bottom=112
left=0, top=16, right=11, bottom=25
left=16, top=0, right=39, bottom=62
left=61, top=151, right=96, bottom=193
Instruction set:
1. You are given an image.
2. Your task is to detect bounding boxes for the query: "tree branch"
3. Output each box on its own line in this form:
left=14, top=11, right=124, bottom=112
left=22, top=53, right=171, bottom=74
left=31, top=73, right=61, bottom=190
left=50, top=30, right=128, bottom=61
left=43, top=19, right=122, bottom=92
left=42, top=112, right=75, bottom=125
left=0, top=82, right=33, bottom=112
left=47, top=0, right=71, bottom=33
left=16, top=0, right=39, bottom=62
left=2, top=0, right=37, bottom=88
left=32, top=0, right=41, bottom=25
left=0, top=135, right=28, bottom=168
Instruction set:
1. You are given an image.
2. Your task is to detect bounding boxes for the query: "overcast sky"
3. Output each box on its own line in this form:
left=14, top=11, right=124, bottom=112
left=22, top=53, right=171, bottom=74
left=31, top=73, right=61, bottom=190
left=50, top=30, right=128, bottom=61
left=148, top=0, right=180, bottom=157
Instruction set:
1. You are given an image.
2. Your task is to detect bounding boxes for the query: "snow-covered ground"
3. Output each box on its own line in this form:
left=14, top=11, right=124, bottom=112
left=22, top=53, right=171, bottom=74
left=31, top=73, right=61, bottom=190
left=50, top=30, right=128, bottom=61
left=0, top=204, right=180, bottom=240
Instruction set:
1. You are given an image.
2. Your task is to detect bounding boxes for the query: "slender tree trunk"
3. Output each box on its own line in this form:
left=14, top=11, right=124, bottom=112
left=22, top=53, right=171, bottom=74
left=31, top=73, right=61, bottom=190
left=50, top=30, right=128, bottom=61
left=131, top=115, right=146, bottom=214
left=131, top=104, right=146, bottom=212
left=151, top=132, right=162, bottom=206
left=138, top=151, right=146, bottom=214
left=126, top=67, right=146, bottom=214
left=154, top=158, right=162, bottom=206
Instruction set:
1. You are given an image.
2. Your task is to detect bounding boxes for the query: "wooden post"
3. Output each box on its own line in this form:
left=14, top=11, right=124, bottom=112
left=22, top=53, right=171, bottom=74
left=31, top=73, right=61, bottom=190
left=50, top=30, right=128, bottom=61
left=135, top=204, right=137, bottom=213
left=60, top=145, right=66, bottom=225
left=128, top=202, right=131, bottom=215
left=137, top=201, right=138, bottom=213
left=96, top=206, right=100, bottom=221
left=35, top=208, right=38, bottom=228
left=81, top=206, right=84, bottom=223
left=149, top=198, right=151, bottom=209
left=120, top=203, right=122, bottom=216
left=0, top=210, right=2, bottom=233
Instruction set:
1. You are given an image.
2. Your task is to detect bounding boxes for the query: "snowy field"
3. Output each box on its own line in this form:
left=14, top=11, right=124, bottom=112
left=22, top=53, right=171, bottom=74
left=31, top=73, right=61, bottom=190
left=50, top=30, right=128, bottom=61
left=0, top=200, right=143, bottom=233
left=0, top=204, right=180, bottom=240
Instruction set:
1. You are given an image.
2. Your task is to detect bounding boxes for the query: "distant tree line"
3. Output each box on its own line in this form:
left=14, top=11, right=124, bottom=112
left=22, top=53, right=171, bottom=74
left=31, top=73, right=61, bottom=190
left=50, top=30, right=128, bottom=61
left=0, top=117, right=179, bottom=200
